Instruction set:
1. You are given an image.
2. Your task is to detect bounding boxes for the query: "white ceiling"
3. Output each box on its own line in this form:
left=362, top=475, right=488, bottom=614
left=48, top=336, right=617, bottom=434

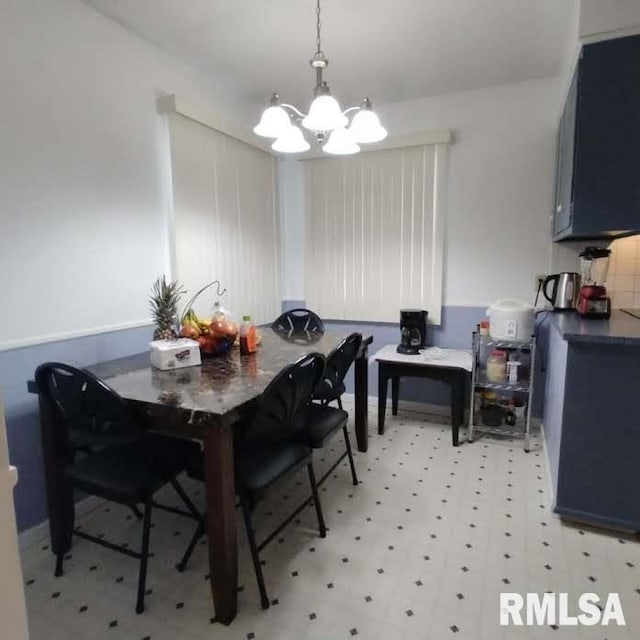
left=83, top=0, right=574, bottom=111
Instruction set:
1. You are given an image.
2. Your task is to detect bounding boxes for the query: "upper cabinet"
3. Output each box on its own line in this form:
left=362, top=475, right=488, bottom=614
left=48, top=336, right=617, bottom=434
left=553, top=34, right=640, bottom=241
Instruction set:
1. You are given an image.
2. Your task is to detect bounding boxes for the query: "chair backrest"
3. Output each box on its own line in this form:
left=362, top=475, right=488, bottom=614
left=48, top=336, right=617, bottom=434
left=34, top=362, right=140, bottom=452
left=242, top=353, right=325, bottom=448
left=320, top=333, right=363, bottom=391
left=271, top=308, right=325, bottom=336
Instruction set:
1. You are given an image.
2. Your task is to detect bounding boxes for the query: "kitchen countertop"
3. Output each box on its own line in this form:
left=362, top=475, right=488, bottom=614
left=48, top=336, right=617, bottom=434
left=548, top=309, right=640, bottom=345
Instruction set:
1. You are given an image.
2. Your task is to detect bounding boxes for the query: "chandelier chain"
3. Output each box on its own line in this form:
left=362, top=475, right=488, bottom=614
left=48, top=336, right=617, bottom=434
left=315, top=0, right=322, bottom=55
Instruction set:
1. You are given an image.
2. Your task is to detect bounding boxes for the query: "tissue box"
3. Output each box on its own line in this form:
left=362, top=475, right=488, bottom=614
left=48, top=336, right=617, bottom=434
left=149, top=339, right=201, bottom=370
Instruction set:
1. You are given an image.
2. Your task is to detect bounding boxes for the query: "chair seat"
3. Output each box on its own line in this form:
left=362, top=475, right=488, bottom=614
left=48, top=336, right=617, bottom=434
left=312, top=380, right=345, bottom=403
left=67, top=436, right=196, bottom=504
left=237, top=443, right=312, bottom=498
left=303, top=404, right=349, bottom=448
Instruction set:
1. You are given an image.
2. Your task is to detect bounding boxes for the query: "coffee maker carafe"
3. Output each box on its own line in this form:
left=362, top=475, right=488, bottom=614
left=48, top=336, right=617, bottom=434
left=397, top=309, right=428, bottom=355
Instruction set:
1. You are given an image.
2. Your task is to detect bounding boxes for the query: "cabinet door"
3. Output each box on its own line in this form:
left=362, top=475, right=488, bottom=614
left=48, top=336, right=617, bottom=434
left=572, top=35, right=640, bottom=236
left=553, top=68, right=578, bottom=237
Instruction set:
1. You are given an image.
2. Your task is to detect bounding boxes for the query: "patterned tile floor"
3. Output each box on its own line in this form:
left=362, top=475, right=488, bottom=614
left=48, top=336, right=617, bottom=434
left=20, top=403, right=640, bottom=639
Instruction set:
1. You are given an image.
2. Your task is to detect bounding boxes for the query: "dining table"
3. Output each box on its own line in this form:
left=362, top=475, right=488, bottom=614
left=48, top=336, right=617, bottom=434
left=29, top=329, right=372, bottom=625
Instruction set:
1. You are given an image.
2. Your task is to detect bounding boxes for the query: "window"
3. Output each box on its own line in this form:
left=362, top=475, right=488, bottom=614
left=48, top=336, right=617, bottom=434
left=168, top=114, right=280, bottom=324
left=304, top=142, right=447, bottom=323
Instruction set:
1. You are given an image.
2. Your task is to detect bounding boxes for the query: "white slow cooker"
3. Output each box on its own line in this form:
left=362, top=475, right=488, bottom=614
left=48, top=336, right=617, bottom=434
left=486, top=299, right=534, bottom=342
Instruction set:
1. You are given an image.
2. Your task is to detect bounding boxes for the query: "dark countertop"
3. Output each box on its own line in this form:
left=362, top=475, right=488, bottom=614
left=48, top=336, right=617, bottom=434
left=548, top=309, right=640, bottom=345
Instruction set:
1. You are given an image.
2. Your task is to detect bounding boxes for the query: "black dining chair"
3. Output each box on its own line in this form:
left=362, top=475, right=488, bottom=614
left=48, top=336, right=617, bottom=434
left=271, top=308, right=325, bottom=336
left=305, top=333, right=363, bottom=487
left=34, top=362, right=203, bottom=614
left=178, top=352, right=328, bottom=610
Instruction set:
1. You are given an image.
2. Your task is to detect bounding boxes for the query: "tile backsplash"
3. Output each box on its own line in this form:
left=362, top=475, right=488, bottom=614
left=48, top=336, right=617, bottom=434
left=607, top=235, right=640, bottom=308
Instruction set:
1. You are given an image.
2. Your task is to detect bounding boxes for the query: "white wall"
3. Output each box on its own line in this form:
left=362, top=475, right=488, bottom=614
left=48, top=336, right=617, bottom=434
left=0, top=0, right=249, bottom=349
left=284, top=77, right=561, bottom=310
left=579, top=0, right=640, bottom=39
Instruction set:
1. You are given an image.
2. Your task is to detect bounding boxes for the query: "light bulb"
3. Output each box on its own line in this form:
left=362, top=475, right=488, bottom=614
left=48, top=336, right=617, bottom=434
left=302, top=95, right=348, bottom=132
left=322, top=127, right=360, bottom=155
left=272, top=125, right=311, bottom=153
left=253, top=105, right=291, bottom=138
left=349, top=109, right=387, bottom=143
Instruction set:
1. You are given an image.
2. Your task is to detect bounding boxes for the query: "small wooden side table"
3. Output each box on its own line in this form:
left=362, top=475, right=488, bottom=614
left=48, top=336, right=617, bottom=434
left=371, top=345, right=473, bottom=446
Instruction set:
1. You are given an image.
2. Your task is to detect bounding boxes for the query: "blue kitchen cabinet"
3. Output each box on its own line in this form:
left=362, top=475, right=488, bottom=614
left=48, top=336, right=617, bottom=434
left=553, top=34, right=640, bottom=241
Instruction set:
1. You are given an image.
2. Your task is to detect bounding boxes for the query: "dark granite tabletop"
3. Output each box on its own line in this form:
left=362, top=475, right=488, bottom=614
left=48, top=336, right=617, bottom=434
left=84, top=330, right=370, bottom=426
left=548, top=309, right=640, bottom=345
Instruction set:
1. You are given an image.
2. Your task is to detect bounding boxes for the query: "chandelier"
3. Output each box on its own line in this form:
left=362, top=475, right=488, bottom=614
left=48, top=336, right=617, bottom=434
left=253, top=0, right=387, bottom=155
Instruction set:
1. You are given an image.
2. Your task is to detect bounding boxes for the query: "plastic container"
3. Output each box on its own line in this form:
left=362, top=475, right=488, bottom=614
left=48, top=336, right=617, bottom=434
left=239, top=315, right=257, bottom=355
left=486, top=350, right=507, bottom=382
left=506, top=360, right=520, bottom=384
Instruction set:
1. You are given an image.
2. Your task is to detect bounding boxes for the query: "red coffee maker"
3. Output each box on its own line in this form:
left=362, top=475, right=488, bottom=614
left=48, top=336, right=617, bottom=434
left=578, top=246, right=611, bottom=318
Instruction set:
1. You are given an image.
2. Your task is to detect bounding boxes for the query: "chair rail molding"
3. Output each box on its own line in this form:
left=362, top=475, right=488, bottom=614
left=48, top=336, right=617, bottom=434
left=0, top=319, right=153, bottom=353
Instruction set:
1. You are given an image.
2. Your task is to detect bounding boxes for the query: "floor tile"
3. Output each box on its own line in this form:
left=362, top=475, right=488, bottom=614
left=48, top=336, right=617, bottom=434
left=19, top=402, right=639, bottom=639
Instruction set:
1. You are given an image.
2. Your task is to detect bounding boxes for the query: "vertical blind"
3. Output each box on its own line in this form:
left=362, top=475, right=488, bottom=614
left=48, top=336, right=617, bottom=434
left=304, top=143, right=447, bottom=324
left=168, top=114, right=279, bottom=325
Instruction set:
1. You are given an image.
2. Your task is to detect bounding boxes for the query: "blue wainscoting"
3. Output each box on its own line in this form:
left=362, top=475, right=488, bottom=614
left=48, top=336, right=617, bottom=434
left=281, top=301, right=547, bottom=414
left=1, top=325, right=154, bottom=532
left=281, top=302, right=486, bottom=406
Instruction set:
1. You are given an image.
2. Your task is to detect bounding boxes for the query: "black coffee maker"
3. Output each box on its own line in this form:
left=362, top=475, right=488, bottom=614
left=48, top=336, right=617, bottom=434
left=397, top=309, right=428, bottom=355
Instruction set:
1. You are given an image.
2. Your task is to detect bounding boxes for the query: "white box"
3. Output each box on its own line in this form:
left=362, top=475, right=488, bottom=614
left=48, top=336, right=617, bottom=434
left=149, top=339, right=201, bottom=370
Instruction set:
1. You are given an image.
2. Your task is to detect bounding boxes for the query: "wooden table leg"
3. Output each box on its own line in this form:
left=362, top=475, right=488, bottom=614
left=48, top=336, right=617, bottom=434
left=378, top=365, right=388, bottom=435
left=354, top=343, right=369, bottom=453
left=391, top=377, right=400, bottom=416
left=203, top=424, right=238, bottom=625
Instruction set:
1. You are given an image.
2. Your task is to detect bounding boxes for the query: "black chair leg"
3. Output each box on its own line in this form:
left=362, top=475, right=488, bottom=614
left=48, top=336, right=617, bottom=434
left=307, top=463, right=327, bottom=538
left=176, top=520, right=205, bottom=572
left=135, top=502, right=153, bottom=614
left=170, top=477, right=202, bottom=520
left=54, top=553, right=64, bottom=577
left=337, top=396, right=343, bottom=411
left=130, top=505, right=143, bottom=519
left=240, top=498, right=270, bottom=610
left=342, top=425, right=359, bottom=486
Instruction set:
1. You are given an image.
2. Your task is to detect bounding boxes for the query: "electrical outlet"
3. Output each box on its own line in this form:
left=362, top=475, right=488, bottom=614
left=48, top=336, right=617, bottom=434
left=535, top=274, right=546, bottom=291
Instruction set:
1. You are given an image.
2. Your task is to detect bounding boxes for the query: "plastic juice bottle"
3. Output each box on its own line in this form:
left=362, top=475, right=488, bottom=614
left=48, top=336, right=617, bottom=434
left=239, top=315, right=257, bottom=355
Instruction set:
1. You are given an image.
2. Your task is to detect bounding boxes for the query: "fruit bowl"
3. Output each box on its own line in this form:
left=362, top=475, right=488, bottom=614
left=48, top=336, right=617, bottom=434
left=180, top=311, right=238, bottom=358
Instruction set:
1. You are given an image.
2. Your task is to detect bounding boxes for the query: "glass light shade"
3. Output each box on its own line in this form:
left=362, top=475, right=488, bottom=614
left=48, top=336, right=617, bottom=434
left=348, top=109, right=388, bottom=143
left=253, top=105, right=290, bottom=138
left=271, top=125, right=311, bottom=153
left=322, top=127, right=360, bottom=155
left=302, top=95, right=348, bottom=132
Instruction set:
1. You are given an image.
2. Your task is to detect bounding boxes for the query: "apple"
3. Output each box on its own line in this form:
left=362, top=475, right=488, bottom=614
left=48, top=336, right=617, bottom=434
left=211, top=319, right=227, bottom=338
left=222, top=320, right=238, bottom=338
left=180, top=324, right=200, bottom=339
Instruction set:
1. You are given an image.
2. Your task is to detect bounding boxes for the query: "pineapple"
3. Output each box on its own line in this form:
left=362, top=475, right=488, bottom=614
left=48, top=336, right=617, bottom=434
left=149, top=276, right=184, bottom=341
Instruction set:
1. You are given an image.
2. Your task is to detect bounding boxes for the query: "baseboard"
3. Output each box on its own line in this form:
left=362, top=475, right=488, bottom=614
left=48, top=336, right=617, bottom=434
left=341, top=392, right=451, bottom=418
left=18, top=495, right=106, bottom=553
left=538, top=422, right=556, bottom=510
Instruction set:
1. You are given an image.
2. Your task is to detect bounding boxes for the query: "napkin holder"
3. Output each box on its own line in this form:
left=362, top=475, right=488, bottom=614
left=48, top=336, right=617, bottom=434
left=149, top=339, right=201, bottom=370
